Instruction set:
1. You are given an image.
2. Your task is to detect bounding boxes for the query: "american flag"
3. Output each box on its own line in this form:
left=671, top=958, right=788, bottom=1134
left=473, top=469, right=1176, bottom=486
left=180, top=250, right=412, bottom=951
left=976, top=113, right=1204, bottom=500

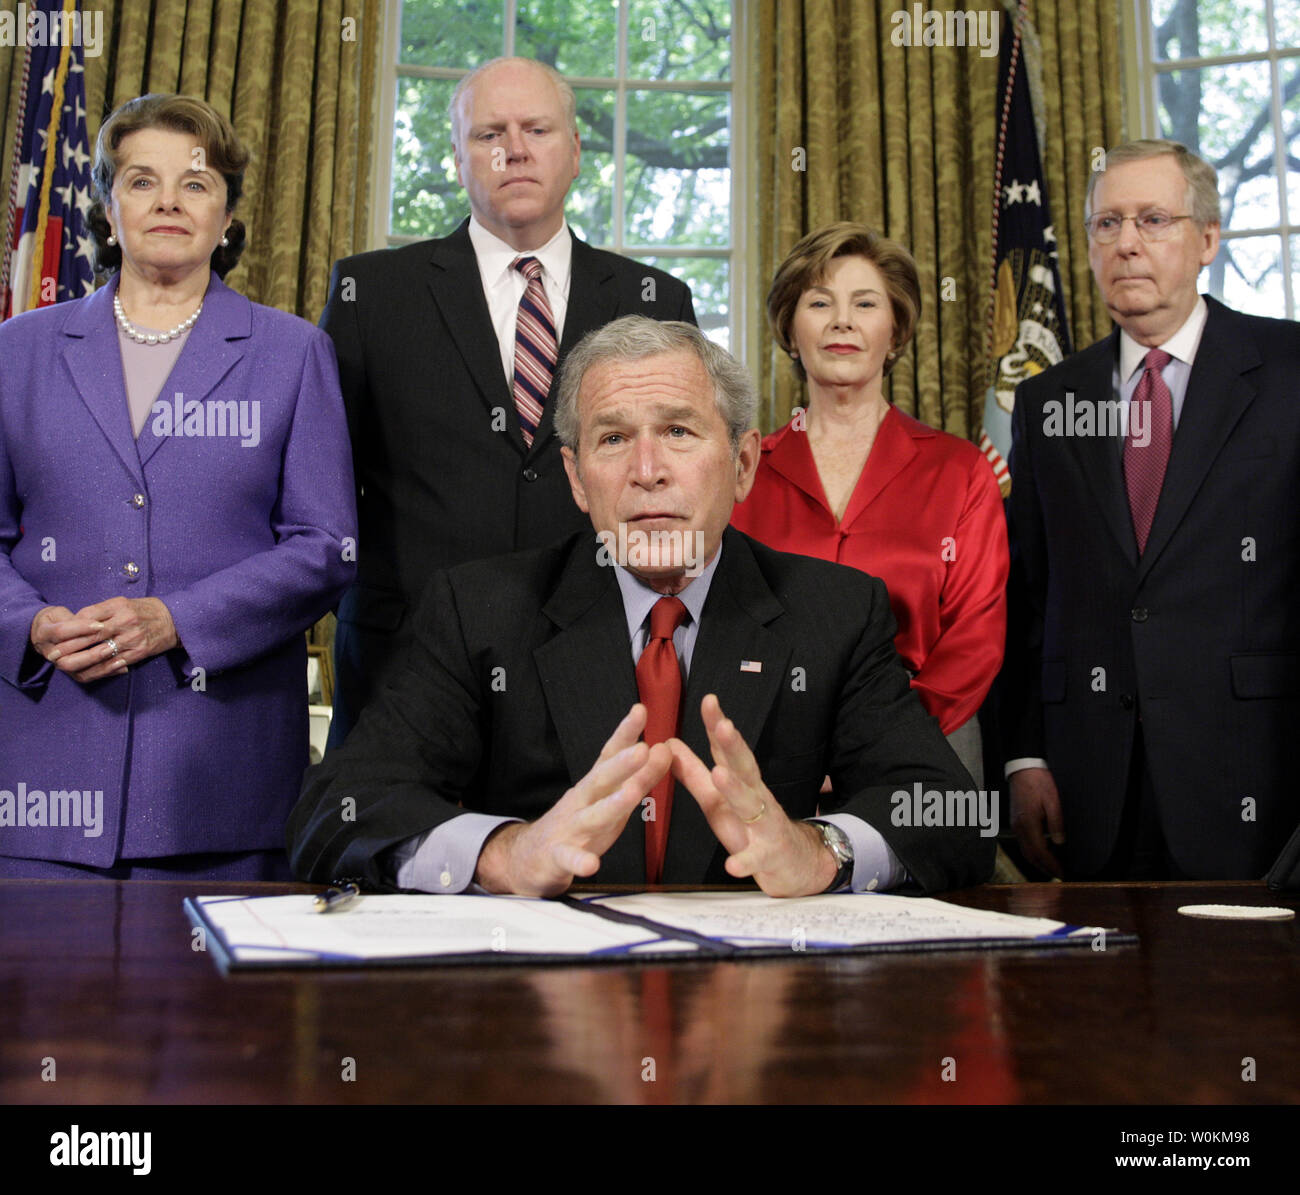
left=980, top=0, right=1072, bottom=497
left=2, top=0, right=96, bottom=321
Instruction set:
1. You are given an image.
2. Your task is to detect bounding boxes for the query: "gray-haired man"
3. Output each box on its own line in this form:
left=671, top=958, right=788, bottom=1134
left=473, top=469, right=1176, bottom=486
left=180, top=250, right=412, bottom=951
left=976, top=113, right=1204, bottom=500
left=291, top=318, right=991, bottom=896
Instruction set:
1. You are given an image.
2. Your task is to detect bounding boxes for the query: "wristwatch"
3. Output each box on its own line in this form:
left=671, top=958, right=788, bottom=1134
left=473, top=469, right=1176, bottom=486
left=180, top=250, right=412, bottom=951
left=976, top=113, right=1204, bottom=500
left=815, top=821, right=854, bottom=892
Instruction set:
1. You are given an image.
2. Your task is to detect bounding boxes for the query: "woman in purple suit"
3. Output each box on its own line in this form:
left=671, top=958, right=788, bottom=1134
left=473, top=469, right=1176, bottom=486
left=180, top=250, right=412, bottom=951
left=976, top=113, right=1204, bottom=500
left=0, top=95, right=356, bottom=879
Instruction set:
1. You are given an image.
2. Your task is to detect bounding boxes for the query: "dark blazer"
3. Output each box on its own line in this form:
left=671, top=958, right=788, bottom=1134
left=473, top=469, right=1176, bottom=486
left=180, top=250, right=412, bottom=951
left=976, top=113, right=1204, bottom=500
left=321, top=220, right=696, bottom=741
left=1005, top=297, right=1300, bottom=878
left=288, top=528, right=993, bottom=894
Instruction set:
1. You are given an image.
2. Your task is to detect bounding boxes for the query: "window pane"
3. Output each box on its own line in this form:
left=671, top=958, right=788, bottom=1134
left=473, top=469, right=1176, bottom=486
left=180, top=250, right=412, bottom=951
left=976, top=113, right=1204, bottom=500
left=625, top=91, right=730, bottom=247
left=1275, top=5, right=1300, bottom=45
left=627, top=0, right=732, bottom=82
left=1150, top=0, right=1268, bottom=59
left=569, top=88, right=616, bottom=245
left=640, top=255, right=730, bottom=346
left=400, top=0, right=504, bottom=69
left=391, top=76, right=462, bottom=238
left=1201, top=235, right=1285, bottom=316
left=515, top=0, right=617, bottom=78
left=1157, top=62, right=1281, bottom=228
left=1291, top=235, right=1300, bottom=320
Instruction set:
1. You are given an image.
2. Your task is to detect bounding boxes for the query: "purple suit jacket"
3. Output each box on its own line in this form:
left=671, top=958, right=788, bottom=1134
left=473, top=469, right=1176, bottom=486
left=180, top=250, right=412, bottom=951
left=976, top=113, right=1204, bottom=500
left=0, top=273, right=356, bottom=868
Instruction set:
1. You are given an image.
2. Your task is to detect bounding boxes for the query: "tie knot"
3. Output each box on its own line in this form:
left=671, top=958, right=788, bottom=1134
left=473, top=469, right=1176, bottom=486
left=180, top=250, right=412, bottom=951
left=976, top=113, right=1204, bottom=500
left=1144, top=348, right=1172, bottom=373
left=648, top=596, right=688, bottom=641
left=513, top=255, right=543, bottom=281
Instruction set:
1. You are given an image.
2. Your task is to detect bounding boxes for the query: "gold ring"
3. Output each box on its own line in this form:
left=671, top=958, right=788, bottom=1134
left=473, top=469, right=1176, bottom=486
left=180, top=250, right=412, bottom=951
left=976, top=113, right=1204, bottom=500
left=741, top=799, right=766, bottom=824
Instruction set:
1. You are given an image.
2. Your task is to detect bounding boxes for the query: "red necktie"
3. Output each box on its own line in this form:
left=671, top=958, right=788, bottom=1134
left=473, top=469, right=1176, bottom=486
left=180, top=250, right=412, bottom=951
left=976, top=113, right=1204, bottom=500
left=636, top=596, right=688, bottom=884
left=1123, top=347, right=1173, bottom=554
left=511, top=256, right=557, bottom=448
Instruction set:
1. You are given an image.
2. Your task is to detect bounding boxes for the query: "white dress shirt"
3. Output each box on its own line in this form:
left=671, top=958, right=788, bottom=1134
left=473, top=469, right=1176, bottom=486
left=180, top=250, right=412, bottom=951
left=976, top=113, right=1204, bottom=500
left=467, top=216, right=573, bottom=386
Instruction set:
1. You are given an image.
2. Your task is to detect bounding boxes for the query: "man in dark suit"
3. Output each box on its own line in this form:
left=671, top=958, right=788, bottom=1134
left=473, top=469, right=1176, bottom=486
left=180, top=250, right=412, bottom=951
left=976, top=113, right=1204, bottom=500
left=289, top=318, right=992, bottom=896
left=322, top=57, right=694, bottom=745
left=1006, top=139, right=1300, bottom=880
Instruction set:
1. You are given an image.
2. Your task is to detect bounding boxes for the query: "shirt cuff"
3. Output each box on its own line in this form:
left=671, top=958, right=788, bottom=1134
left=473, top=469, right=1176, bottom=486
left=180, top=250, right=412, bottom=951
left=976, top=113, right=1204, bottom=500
left=1004, top=757, right=1049, bottom=778
left=812, top=813, right=906, bottom=892
left=390, top=813, right=521, bottom=893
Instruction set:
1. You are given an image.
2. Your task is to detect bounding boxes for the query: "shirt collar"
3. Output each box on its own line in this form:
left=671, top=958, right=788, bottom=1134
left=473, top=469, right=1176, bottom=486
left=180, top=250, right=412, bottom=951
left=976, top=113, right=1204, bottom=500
left=467, top=215, right=573, bottom=296
left=614, top=539, right=723, bottom=641
left=1119, top=295, right=1208, bottom=382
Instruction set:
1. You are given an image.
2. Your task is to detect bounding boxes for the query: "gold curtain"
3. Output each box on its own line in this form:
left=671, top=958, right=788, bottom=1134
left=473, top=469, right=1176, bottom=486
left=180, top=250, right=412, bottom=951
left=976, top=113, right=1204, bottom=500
left=755, top=0, right=1122, bottom=435
left=5, top=0, right=387, bottom=319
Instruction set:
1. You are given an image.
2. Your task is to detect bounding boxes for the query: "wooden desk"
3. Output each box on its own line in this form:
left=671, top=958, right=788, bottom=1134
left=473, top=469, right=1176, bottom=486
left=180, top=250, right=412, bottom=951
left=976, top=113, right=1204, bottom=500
left=1, top=880, right=1296, bottom=1104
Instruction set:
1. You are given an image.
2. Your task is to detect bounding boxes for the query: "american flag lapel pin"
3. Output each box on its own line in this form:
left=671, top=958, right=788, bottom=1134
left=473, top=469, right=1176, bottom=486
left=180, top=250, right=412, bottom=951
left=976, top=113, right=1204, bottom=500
left=739, top=659, right=762, bottom=673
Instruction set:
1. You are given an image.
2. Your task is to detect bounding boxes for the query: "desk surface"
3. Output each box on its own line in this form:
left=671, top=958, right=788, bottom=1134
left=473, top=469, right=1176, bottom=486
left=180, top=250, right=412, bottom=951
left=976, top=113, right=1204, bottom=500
left=1, top=880, right=1296, bottom=1104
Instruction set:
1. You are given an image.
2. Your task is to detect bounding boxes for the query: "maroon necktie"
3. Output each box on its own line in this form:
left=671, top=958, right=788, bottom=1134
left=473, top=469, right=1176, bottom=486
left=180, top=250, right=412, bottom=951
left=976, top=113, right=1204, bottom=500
left=636, top=596, right=688, bottom=884
left=511, top=256, right=557, bottom=448
left=1123, top=348, right=1173, bottom=554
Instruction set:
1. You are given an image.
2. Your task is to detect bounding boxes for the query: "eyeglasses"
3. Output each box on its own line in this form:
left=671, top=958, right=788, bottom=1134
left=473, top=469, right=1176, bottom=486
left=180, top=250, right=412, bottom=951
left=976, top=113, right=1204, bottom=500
left=1084, top=210, right=1196, bottom=243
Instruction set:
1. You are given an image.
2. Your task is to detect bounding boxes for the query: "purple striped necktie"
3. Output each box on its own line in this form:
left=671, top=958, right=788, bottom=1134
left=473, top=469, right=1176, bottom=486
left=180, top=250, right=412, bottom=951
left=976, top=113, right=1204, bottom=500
left=1123, top=347, right=1173, bottom=554
left=511, top=256, right=557, bottom=447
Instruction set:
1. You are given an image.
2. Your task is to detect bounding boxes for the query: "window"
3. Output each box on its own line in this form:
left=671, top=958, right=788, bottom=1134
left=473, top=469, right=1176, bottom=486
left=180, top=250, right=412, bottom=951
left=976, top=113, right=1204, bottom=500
left=376, top=0, right=742, bottom=350
left=1127, top=0, right=1300, bottom=317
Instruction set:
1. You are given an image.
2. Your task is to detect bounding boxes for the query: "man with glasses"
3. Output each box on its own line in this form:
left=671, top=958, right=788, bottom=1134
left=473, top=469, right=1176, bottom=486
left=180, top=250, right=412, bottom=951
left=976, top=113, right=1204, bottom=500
left=1003, top=139, right=1300, bottom=880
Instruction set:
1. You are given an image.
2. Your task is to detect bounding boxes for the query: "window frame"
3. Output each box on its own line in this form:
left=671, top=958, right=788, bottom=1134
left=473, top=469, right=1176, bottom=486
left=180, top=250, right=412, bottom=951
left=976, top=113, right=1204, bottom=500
left=1122, top=0, right=1300, bottom=318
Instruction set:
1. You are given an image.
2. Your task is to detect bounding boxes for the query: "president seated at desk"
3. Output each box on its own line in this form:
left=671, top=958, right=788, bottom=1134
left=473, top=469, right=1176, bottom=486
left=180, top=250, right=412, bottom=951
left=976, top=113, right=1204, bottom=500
left=288, top=318, right=993, bottom=898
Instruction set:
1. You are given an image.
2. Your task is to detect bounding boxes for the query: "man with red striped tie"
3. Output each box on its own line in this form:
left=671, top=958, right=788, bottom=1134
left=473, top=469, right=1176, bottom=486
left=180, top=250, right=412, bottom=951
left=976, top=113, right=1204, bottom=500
left=320, top=57, right=695, bottom=749
left=1005, top=140, right=1300, bottom=880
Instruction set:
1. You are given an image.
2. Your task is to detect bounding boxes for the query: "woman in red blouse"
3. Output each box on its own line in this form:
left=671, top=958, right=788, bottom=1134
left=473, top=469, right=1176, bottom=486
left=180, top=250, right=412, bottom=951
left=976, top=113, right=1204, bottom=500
left=732, top=223, right=1008, bottom=781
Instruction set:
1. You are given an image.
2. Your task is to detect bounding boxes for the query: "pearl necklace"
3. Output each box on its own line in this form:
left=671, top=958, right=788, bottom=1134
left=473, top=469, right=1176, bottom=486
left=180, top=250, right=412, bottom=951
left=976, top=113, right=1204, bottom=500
left=114, top=292, right=203, bottom=345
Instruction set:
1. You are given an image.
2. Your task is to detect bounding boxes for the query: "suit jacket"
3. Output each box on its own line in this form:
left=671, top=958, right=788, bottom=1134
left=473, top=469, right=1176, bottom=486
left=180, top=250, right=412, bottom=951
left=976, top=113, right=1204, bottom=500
left=1005, top=297, right=1300, bottom=878
left=0, top=273, right=356, bottom=868
left=288, top=527, right=994, bottom=894
left=731, top=406, right=1008, bottom=735
left=321, top=220, right=696, bottom=741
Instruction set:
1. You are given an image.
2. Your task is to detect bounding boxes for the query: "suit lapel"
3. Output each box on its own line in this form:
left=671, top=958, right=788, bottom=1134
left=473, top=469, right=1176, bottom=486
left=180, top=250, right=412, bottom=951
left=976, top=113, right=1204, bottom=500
left=1063, top=331, right=1139, bottom=567
left=427, top=220, right=520, bottom=447
left=135, top=274, right=251, bottom=468
left=669, top=530, right=791, bottom=882
left=528, top=235, right=621, bottom=455
left=533, top=535, right=644, bottom=874
left=1139, top=299, right=1259, bottom=579
left=60, top=278, right=144, bottom=486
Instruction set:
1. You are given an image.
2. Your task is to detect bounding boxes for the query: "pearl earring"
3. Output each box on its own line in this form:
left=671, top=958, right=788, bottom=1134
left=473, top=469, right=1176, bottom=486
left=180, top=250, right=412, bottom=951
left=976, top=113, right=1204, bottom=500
left=107, top=233, right=117, bottom=246
left=220, top=235, right=229, bottom=247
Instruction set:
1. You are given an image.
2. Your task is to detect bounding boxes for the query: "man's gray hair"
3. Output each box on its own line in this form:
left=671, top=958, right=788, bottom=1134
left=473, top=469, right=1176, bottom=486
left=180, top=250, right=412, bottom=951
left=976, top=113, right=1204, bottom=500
left=449, top=57, right=577, bottom=155
left=554, top=317, right=757, bottom=454
left=1086, top=139, right=1221, bottom=226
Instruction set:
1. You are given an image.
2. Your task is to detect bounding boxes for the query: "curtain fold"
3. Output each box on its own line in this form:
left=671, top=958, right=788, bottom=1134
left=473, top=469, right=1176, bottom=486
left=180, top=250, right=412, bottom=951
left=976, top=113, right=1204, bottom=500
left=755, top=0, right=1122, bottom=436
left=1, top=0, right=382, bottom=320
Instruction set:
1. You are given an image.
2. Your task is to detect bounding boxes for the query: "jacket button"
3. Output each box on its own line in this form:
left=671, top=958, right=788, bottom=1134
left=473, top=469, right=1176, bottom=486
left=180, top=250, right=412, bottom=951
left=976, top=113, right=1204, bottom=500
left=1120, top=693, right=1134, bottom=709
left=123, top=561, right=141, bottom=581
left=131, top=493, right=146, bottom=509
left=1131, top=607, right=1148, bottom=622
left=522, top=468, right=538, bottom=482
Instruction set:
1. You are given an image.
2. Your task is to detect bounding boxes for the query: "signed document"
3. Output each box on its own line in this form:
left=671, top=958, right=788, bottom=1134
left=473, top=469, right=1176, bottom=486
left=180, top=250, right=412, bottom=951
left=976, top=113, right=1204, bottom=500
left=185, top=891, right=1130, bottom=973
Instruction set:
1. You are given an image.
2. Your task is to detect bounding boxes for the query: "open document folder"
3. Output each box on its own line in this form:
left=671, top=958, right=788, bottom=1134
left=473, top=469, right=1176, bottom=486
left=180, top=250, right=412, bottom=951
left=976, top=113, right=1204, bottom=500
left=184, top=891, right=1135, bottom=973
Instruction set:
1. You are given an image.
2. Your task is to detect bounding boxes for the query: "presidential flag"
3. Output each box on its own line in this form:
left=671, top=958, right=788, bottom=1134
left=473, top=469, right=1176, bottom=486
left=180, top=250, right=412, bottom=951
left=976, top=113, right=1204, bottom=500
left=2, top=0, right=96, bottom=322
left=979, top=0, right=1072, bottom=496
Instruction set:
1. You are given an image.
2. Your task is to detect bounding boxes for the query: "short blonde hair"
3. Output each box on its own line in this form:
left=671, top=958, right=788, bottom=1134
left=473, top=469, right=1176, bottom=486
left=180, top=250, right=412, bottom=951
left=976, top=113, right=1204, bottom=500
left=767, top=223, right=921, bottom=379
